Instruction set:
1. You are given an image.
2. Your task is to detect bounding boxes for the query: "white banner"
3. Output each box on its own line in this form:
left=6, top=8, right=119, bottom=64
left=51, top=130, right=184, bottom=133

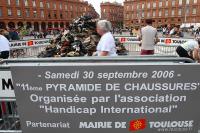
left=115, top=36, right=139, bottom=43
left=158, top=38, right=194, bottom=46
left=10, top=39, right=50, bottom=49
left=114, top=36, right=194, bottom=46
left=0, top=71, right=15, bottom=98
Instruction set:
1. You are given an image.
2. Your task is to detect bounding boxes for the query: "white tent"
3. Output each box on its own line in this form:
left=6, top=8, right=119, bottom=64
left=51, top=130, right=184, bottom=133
left=180, top=23, right=200, bottom=29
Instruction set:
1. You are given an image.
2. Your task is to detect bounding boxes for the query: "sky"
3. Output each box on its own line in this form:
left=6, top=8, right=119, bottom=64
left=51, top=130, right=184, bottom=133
left=85, top=0, right=124, bottom=15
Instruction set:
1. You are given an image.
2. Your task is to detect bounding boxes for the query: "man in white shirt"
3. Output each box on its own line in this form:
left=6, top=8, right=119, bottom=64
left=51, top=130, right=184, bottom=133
left=140, top=19, right=158, bottom=55
left=0, top=30, right=10, bottom=59
left=95, top=20, right=117, bottom=56
left=176, top=39, right=200, bottom=61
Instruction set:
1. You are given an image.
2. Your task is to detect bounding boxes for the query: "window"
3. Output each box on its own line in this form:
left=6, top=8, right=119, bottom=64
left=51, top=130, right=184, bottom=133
left=147, top=3, right=150, bottom=8
left=41, top=10, right=44, bottom=18
left=33, top=10, right=37, bottom=18
left=166, top=0, right=168, bottom=6
left=60, top=3, right=62, bottom=10
left=54, top=3, right=56, bottom=9
left=142, top=11, right=144, bottom=18
left=48, top=13, right=51, bottom=19
left=70, top=5, right=73, bottom=11
left=65, top=11, right=68, bottom=17
left=7, top=0, right=11, bottom=5
left=16, top=0, right=20, bottom=6
left=54, top=12, right=57, bottom=19
left=60, top=13, right=63, bottom=19
left=147, top=12, right=150, bottom=18
left=172, top=0, right=175, bottom=6
left=153, top=2, right=156, bottom=8
left=141, top=3, right=144, bottom=9
left=24, top=0, right=28, bottom=6
left=159, top=11, right=162, bottom=17
left=0, top=8, right=2, bottom=17
left=153, top=11, right=156, bottom=17
left=46, top=2, right=50, bottom=8
left=192, top=8, right=197, bottom=14
left=65, top=5, right=68, bottom=10
left=179, top=0, right=182, bottom=5
left=8, top=9, right=12, bottom=16
left=171, top=9, right=175, bottom=16
left=159, top=1, right=162, bottom=7
left=186, top=0, right=189, bottom=5
left=165, top=10, right=168, bottom=16
left=186, top=8, right=189, bottom=14
left=178, top=9, right=182, bottom=15
left=17, top=9, right=21, bottom=16
left=25, top=9, right=30, bottom=17
left=194, top=0, right=197, bottom=4
left=137, top=4, right=139, bottom=10
left=40, top=1, right=43, bottom=8
left=32, top=0, right=36, bottom=7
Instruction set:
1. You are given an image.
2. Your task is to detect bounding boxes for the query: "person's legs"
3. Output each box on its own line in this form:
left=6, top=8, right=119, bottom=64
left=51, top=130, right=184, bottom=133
left=176, top=46, right=191, bottom=59
left=0, top=51, right=10, bottom=59
left=141, top=49, right=154, bottom=55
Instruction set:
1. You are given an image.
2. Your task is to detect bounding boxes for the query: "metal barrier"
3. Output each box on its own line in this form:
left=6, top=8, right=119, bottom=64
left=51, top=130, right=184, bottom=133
left=0, top=65, right=21, bottom=133
left=0, top=57, right=195, bottom=133
left=123, top=43, right=178, bottom=56
left=8, top=37, right=191, bottom=58
left=9, top=43, right=178, bottom=58
left=1, top=56, right=194, bottom=64
left=10, top=45, right=46, bottom=58
left=0, top=99, right=20, bottom=132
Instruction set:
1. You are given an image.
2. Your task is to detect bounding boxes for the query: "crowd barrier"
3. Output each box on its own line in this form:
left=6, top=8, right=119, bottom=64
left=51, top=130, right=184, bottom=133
left=9, top=39, right=50, bottom=58
left=10, top=46, right=46, bottom=58
left=22, top=35, right=55, bottom=40
left=0, top=57, right=198, bottom=133
left=8, top=37, right=194, bottom=58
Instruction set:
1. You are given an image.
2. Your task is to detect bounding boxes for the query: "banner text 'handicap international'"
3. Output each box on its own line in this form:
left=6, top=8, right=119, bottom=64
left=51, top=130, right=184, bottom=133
left=11, top=64, right=200, bottom=133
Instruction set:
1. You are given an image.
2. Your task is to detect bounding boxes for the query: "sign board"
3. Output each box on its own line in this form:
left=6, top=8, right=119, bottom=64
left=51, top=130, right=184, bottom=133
left=10, top=39, right=50, bottom=49
left=8, top=37, right=194, bottom=50
left=114, top=36, right=194, bottom=46
left=114, top=36, right=139, bottom=43
left=158, top=38, right=194, bottom=46
left=11, top=63, right=200, bottom=133
left=0, top=69, right=15, bottom=98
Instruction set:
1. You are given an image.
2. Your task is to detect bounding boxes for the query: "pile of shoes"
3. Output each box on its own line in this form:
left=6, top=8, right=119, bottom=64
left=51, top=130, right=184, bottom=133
left=38, top=15, right=128, bottom=58
left=115, top=40, right=129, bottom=55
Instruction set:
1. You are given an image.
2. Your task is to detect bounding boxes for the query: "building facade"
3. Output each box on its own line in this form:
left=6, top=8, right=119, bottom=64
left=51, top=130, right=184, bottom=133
left=124, top=0, right=200, bottom=28
left=101, top=2, right=124, bottom=28
left=0, top=0, right=98, bottom=31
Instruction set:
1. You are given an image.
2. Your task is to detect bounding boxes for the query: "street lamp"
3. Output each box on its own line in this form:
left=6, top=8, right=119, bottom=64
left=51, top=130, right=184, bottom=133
left=137, top=3, right=141, bottom=26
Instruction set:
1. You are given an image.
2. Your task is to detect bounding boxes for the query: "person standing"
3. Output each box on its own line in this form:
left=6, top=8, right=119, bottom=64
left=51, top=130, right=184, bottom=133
left=94, top=20, right=117, bottom=56
left=0, top=29, right=10, bottom=59
left=139, top=19, right=158, bottom=55
left=9, top=28, right=20, bottom=40
left=132, top=26, right=140, bottom=38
